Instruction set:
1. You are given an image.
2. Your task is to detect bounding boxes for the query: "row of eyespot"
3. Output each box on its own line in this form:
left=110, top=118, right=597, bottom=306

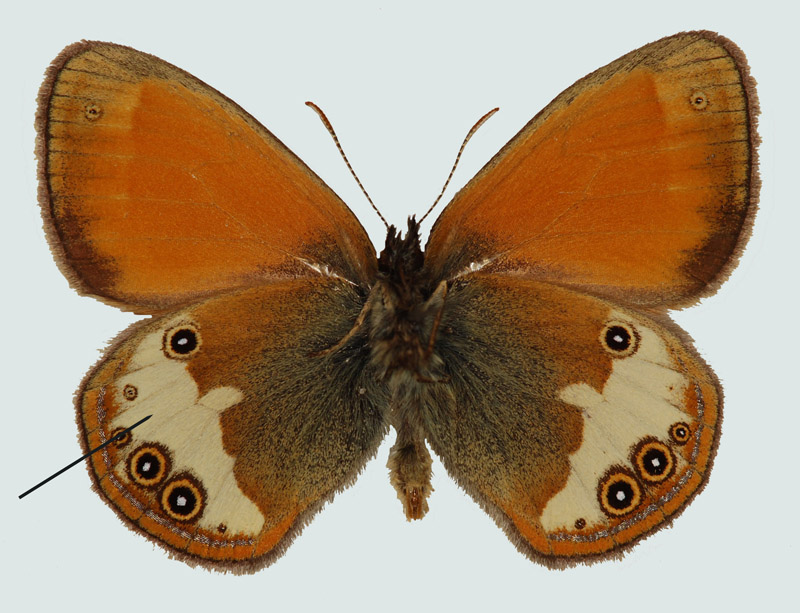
left=116, top=325, right=204, bottom=520
left=111, top=433, right=206, bottom=523
left=596, top=422, right=692, bottom=519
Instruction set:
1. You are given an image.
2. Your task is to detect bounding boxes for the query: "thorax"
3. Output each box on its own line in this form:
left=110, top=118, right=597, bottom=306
left=366, top=219, right=447, bottom=382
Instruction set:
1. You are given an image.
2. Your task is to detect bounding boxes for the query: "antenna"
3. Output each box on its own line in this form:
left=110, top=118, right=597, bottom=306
left=306, top=102, right=389, bottom=229
left=419, top=107, right=499, bottom=225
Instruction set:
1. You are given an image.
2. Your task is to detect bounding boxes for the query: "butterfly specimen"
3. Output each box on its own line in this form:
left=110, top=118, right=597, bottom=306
left=34, top=30, right=757, bottom=571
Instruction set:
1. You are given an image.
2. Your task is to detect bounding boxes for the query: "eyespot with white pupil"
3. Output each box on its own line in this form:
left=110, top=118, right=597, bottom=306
left=128, top=443, right=171, bottom=488
left=632, top=439, right=675, bottom=484
left=670, top=422, right=692, bottom=445
left=601, top=322, right=638, bottom=357
left=598, top=469, right=642, bottom=517
left=160, top=475, right=205, bottom=522
left=690, top=91, right=709, bottom=110
left=163, top=324, right=201, bottom=359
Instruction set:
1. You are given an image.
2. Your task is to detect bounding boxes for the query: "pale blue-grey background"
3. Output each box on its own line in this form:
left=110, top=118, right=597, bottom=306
left=4, top=1, right=795, bottom=611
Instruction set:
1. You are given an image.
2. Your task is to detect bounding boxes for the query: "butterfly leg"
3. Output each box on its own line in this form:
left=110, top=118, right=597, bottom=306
left=309, top=296, right=372, bottom=357
left=423, top=281, right=448, bottom=358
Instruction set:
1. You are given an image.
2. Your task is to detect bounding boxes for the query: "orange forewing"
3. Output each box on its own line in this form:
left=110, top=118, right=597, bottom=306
left=425, top=32, right=757, bottom=308
left=37, top=42, right=376, bottom=312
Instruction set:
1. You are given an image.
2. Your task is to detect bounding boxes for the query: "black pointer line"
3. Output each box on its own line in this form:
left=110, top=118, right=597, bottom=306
left=18, top=414, right=152, bottom=499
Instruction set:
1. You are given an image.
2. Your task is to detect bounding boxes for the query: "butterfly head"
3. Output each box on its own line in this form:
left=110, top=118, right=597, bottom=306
left=377, top=217, right=424, bottom=285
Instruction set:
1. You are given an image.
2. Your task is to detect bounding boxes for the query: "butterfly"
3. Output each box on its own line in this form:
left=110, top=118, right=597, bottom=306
left=35, top=30, right=757, bottom=572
